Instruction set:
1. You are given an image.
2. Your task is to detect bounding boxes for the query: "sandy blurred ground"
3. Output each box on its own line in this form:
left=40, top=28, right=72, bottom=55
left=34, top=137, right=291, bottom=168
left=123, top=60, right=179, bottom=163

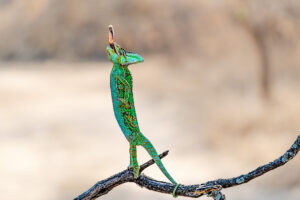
left=0, top=0, right=300, bottom=200
left=0, top=58, right=299, bottom=200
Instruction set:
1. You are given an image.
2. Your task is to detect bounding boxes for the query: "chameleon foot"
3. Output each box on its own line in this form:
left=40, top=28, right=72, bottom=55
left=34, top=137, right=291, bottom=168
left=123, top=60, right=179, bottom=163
left=133, top=165, right=140, bottom=179
left=172, top=184, right=180, bottom=198
left=128, top=164, right=140, bottom=179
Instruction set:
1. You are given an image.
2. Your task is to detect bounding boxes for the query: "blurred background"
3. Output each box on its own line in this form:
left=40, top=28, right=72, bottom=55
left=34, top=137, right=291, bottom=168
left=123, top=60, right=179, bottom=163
left=0, top=0, right=299, bottom=199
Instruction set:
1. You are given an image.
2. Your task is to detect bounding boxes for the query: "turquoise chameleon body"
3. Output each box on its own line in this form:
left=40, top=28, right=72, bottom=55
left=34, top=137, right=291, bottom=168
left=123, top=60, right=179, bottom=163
left=106, top=26, right=180, bottom=197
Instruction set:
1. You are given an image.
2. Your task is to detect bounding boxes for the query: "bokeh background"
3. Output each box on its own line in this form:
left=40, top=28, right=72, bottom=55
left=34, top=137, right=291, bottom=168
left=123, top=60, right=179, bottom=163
left=0, top=0, right=300, bottom=199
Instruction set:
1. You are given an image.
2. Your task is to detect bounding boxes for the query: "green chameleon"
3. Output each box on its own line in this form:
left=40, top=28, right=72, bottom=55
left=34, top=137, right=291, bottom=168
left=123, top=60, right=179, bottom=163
left=106, top=25, right=180, bottom=197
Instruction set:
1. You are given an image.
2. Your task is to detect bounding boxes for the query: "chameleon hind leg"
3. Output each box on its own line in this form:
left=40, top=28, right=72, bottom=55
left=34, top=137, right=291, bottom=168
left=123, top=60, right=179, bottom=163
left=129, top=143, right=140, bottom=179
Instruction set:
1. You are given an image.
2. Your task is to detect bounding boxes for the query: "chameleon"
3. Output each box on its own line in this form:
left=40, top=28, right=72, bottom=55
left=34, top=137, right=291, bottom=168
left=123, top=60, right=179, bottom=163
left=106, top=25, right=180, bottom=197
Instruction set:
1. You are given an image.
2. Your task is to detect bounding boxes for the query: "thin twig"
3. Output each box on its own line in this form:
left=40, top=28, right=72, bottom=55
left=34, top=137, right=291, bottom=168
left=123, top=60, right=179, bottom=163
left=140, top=150, right=169, bottom=172
left=74, top=135, right=300, bottom=200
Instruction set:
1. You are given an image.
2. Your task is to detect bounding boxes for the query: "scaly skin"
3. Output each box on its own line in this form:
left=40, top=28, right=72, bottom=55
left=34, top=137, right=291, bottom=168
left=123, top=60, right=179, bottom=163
left=106, top=26, right=179, bottom=197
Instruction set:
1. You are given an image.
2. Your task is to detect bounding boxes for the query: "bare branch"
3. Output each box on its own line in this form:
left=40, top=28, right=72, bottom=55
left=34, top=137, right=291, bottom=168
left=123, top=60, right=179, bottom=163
left=74, top=135, right=300, bottom=200
left=74, top=151, right=170, bottom=200
left=204, top=135, right=300, bottom=188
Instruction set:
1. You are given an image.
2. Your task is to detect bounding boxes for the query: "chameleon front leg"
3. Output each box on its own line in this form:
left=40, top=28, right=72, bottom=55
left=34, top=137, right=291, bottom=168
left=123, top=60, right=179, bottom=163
left=129, top=143, right=140, bottom=179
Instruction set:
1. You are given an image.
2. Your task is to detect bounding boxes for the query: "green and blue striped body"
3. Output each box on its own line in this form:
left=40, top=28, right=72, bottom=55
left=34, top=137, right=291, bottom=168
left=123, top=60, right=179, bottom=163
left=110, top=63, right=140, bottom=141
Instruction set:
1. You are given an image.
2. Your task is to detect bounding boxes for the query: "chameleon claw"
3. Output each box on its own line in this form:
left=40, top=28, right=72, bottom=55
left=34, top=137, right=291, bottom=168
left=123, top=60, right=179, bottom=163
left=172, top=184, right=180, bottom=198
left=128, top=163, right=133, bottom=169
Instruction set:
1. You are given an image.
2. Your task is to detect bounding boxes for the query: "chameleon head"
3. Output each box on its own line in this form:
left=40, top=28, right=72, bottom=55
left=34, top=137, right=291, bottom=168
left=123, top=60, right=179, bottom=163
left=106, top=25, right=144, bottom=66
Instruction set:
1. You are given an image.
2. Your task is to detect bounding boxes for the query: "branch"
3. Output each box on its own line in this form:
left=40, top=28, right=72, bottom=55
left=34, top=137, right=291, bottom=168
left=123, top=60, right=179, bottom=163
left=74, top=135, right=300, bottom=200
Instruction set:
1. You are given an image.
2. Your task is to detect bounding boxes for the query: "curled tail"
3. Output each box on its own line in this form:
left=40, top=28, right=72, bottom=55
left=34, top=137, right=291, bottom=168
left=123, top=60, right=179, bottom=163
left=139, top=134, right=177, bottom=184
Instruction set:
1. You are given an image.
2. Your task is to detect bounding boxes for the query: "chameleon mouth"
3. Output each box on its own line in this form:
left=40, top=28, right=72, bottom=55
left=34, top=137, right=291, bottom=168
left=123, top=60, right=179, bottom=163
left=108, top=25, right=114, bottom=44
left=108, top=25, right=118, bottom=55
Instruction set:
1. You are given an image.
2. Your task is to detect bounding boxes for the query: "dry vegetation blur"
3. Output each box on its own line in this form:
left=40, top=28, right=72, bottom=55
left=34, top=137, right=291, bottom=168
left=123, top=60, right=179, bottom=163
left=0, top=0, right=300, bottom=200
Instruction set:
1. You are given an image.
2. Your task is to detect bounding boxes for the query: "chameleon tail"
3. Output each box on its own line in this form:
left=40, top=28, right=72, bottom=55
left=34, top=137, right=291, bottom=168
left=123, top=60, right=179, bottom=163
left=140, top=134, right=180, bottom=197
left=139, top=134, right=177, bottom=184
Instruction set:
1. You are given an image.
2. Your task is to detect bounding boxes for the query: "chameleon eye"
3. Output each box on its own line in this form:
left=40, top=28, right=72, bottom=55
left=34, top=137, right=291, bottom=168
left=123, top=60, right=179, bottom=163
left=119, top=48, right=126, bottom=56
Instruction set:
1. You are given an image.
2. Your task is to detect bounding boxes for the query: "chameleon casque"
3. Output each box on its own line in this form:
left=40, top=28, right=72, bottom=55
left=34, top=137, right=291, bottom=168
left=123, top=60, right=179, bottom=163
left=106, top=25, right=180, bottom=197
